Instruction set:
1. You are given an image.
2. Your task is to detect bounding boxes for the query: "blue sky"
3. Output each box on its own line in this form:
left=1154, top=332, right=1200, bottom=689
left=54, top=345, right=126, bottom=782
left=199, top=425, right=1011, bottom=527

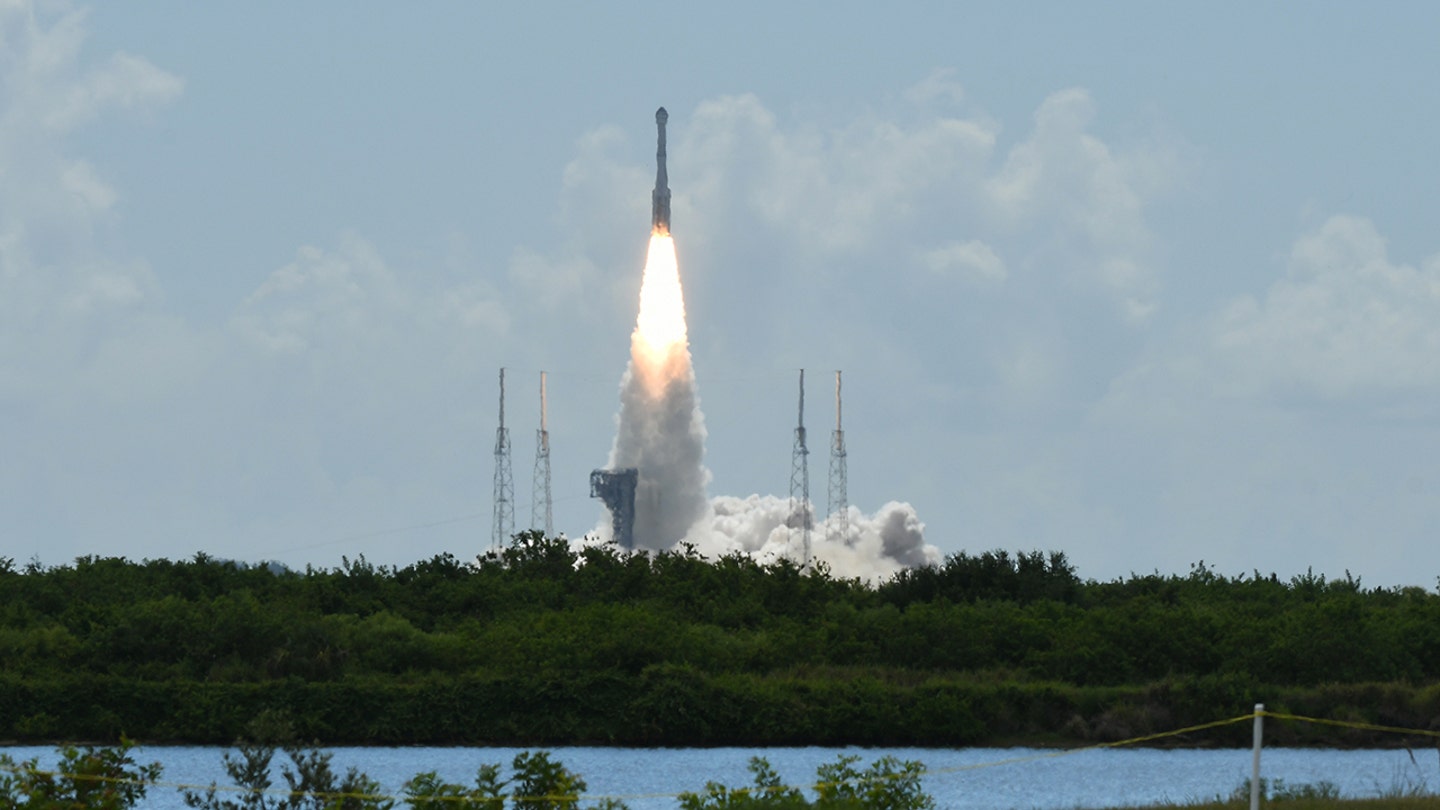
left=4, top=0, right=1440, bottom=586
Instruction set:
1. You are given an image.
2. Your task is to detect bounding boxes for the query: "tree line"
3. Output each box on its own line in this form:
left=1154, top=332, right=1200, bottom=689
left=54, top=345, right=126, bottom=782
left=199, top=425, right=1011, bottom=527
left=1, top=533, right=1438, bottom=746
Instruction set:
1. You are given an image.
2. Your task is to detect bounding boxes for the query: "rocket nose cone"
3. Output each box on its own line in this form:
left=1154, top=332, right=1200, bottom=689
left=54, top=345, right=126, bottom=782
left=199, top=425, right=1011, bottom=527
left=656, top=107, right=668, bottom=124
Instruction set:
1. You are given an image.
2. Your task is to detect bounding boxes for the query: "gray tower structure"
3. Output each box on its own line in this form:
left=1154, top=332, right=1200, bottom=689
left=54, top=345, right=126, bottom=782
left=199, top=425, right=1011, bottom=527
left=590, top=468, right=638, bottom=549
left=491, top=368, right=514, bottom=552
left=826, top=371, right=848, bottom=546
left=789, top=369, right=812, bottom=568
left=532, top=371, right=553, bottom=536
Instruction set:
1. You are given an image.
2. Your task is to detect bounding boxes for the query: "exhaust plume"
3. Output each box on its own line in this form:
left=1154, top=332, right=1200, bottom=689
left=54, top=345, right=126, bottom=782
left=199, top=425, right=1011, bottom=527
left=688, top=496, right=938, bottom=580
left=606, top=233, right=710, bottom=548
left=599, top=233, right=940, bottom=577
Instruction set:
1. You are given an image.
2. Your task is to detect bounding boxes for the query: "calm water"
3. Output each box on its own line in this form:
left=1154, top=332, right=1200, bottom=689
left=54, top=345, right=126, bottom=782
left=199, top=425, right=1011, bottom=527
left=4, top=745, right=1438, bottom=809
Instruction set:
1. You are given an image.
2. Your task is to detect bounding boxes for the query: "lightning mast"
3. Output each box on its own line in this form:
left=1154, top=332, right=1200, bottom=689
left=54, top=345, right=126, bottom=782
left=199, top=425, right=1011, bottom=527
left=789, top=369, right=811, bottom=569
left=532, top=371, right=553, bottom=536
left=826, top=370, right=848, bottom=546
left=491, top=368, right=514, bottom=552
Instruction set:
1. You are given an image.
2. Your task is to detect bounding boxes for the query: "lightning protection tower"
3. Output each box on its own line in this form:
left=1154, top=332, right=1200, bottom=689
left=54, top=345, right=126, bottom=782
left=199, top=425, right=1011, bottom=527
left=532, top=371, right=553, bottom=536
left=789, top=369, right=811, bottom=569
left=826, top=370, right=848, bottom=546
left=491, top=368, right=514, bottom=553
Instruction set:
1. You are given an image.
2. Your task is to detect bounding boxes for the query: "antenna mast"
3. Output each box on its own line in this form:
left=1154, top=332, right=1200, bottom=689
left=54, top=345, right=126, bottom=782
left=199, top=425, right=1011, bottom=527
left=532, top=371, right=553, bottom=536
left=826, top=370, right=848, bottom=546
left=789, top=369, right=811, bottom=569
left=491, top=368, right=514, bottom=552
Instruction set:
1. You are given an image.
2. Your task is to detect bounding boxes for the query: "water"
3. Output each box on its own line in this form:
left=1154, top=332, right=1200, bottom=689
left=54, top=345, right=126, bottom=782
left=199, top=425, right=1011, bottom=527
left=3, top=744, right=1437, bottom=809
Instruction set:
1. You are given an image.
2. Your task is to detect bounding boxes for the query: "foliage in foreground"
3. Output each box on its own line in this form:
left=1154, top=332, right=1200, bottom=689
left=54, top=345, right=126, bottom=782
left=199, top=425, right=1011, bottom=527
left=678, top=755, right=933, bottom=810
left=402, top=750, right=625, bottom=810
left=181, top=711, right=389, bottom=810
left=0, top=737, right=935, bottom=810
left=0, top=741, right=160, bottom=810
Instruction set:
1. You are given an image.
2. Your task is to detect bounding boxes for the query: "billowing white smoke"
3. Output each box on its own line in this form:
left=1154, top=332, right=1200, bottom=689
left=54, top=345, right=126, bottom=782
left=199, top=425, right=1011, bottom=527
left=599, top=234, right=940, bottom=577
left=606, top=346, right=711, bottom=549
left=686, top=495, right=939, bottom=581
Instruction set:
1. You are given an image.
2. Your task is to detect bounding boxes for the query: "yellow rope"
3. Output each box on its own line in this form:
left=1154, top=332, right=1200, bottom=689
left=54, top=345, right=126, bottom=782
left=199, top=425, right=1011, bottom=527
left=921, top=713, right=1256, bottom=777
left=1260, top=710, right=1440, bottom=740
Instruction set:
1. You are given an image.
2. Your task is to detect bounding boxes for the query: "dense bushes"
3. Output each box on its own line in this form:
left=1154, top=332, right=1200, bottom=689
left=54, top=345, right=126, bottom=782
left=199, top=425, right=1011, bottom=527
left=1, top=538, right=1438, bottom=745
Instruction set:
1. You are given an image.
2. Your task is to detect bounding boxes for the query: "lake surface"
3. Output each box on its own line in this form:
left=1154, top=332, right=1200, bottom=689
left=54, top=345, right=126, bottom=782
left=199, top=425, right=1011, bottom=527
left=4, top=744, right=1438, bottom=809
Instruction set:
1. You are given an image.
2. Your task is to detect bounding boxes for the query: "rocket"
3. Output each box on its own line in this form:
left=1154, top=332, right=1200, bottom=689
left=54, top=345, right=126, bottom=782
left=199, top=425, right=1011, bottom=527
left=652, top=107, right=671, bottom=234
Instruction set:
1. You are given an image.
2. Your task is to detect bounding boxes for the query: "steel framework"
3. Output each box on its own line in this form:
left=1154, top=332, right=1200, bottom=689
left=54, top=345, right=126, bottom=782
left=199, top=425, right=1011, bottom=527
left=491, top=368, right=514, bottom=553
left=590, top=468, right=638, bottom=549
left=531, top=371, right=553, bottom=536
left=826, top=370, right=848, bottom=546
left=789, top=369, right=812, bottom=568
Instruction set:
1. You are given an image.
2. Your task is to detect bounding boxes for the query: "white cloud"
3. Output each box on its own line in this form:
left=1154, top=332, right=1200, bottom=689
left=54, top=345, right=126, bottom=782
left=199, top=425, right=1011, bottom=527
left=233, top=236, right=402, bottom=354
left=58, top=159, right=115, bottom=210
left=0, top=1, right=181, bottom=322
left=234, top=234, right=513, bottom=356
left=1212, top=215, right=1440, bottom=402
left=44, top=50, right=182, bottom=131
left=987, top=88, right=1172, bottom=320
left=919, top=239, right=1006, bottom=282
left=601, top=84, right=1180, bottom=337
left=903, top=67, right=968, bottom=107
left=679, top=92, right=998, bottom=255
left=62, top=262, right=150, bottom=314
left=507, top=246, right=600, bottom=312
left=442, top=281, right=512, bottom=333
left=0, top=1, right=184, bottom=404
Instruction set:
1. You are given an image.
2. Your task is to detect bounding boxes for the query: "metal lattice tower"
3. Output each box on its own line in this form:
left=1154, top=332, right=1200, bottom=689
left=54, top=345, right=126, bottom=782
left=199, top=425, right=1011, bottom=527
left=491, top=368, right=514, bottom=552
left=532, top=371, right=553, bottom=536
left=789, top=369, right=812, bottom=569
left=590, top=468, right=638, bottom=549
left=826, top=370, right=848, bottom=546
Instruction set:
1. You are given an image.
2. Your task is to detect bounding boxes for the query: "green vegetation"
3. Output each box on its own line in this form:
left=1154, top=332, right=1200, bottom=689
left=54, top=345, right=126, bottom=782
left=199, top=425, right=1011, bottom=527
left=1, top=731, right=932, bottom=809
left=0, top=741, right=160, bottom=809
left=2, top=533, right=1439, bottom=745
left=181, top=710, right=390, bottom=810
left=678, top=756, right=932, bottom=810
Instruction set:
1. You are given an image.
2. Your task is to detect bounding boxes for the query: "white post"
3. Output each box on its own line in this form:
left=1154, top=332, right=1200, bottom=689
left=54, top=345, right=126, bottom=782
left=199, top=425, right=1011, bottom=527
left=1250, top=703, right=1264, bottom=810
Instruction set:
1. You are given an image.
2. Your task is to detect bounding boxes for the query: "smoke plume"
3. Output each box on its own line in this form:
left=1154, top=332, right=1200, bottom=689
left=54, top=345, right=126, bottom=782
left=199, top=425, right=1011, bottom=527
left=606, top=235, right=711, bottom=548
left=687, top=496, right=939, bottom=580
left=599, top=234, right=940, bottom=578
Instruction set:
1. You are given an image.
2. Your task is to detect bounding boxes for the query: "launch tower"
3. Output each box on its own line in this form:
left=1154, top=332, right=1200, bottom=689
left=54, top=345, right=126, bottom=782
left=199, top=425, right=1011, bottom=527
left=789, top=369, right=812, bottom=568
left=532, top=371, right=553, bottom=536
left=590, top=468, right=638, bottom=548
left=492, top=368, right=514, bottom=552
left=826, top=371, right=848, bottom=546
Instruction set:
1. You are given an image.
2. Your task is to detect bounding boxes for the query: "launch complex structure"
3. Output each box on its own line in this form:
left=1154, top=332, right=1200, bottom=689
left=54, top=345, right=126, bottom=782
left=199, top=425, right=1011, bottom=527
left=490, top=109, right=851, bottom=563
left=492, top=366, right=846, bottom=563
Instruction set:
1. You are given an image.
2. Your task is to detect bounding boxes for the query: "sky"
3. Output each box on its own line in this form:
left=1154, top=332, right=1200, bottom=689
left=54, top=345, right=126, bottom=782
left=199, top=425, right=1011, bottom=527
left=4, top=0, right=1440, bottom=587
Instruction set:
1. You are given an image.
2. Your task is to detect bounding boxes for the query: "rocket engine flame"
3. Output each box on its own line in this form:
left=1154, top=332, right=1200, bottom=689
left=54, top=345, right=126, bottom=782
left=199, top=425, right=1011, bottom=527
left=632, top=234, right=689, bottom=398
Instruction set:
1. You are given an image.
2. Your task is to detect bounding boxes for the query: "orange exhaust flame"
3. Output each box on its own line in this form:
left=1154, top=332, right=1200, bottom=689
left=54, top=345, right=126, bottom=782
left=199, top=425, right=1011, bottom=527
left=631, top=232, right=690, bottom=399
